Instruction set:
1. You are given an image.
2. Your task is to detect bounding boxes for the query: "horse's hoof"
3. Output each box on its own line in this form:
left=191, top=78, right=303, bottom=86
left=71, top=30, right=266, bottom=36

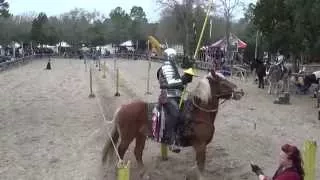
left=185, top=173, right=197, bottom=180
left=140, top=171, right=150, bottom=180
left=141, top=173, right=150, bottom=180
left=138, top=166, right=150, bottom=180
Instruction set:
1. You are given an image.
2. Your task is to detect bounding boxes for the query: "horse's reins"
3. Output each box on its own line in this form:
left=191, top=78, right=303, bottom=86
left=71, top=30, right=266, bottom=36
left=192, top=74, right=233, bottom=113
left=192, top=97, right=218, bottom=112
left=191, top=93, right=232, bottom=113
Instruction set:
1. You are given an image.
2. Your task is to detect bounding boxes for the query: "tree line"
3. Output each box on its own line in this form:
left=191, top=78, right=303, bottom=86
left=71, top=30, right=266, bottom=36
left=241, top=0, right=320, bottom=62
left=1, top=0, right=250, bottom=56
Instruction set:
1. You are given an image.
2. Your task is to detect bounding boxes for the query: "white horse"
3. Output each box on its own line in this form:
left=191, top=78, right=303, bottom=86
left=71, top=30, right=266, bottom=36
left=267, top=63, right=293, bottom=95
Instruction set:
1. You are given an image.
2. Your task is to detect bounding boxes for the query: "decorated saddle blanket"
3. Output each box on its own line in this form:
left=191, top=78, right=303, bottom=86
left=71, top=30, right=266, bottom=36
left=147, top=100, right=194, bottom=145
left=147, top=102, right=165, bottom=142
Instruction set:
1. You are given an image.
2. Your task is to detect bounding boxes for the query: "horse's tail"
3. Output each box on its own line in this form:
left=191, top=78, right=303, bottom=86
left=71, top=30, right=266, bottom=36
left=102, top=107, right=121, bottom=163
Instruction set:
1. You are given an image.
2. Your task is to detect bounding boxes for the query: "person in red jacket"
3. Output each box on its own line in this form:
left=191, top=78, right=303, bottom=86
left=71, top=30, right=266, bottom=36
left=251, top=144, right=304, bottom=180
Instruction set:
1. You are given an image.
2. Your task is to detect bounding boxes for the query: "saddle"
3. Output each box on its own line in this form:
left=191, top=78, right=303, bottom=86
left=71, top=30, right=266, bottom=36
left=147, top=100, right=194, bottom=147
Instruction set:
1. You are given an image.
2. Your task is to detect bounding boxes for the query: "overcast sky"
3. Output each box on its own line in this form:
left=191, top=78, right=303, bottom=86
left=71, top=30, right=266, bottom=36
left=7, top=0, right=257, bottom=22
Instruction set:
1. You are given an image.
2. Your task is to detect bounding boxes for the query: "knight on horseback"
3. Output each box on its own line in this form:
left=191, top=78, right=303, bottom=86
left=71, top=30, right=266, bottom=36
left=156, top=51, right=196, bottom=153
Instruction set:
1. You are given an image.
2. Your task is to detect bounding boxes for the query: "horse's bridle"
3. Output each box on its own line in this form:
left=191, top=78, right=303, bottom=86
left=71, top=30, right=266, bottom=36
left=191, top=76, right=234, bottom=113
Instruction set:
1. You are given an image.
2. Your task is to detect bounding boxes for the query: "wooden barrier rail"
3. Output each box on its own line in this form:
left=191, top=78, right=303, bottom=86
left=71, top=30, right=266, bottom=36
left=0, top=55, right=36, bottom=72
left=300, top=64, right=320, bottom=74
left=194, top=61, right=213, bottom=70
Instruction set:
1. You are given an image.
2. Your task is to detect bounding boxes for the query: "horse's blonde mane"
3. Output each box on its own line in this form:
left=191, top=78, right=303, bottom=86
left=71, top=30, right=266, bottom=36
left=191, top=73, right=212, bottom=104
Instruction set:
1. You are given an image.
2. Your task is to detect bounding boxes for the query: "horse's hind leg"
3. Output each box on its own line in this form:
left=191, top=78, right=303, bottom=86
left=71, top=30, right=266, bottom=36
left=134, top=132, right=148, bottom=178
left=117, top=135, right=134, bottom=160
left=134, top=132, right=146, bottom=168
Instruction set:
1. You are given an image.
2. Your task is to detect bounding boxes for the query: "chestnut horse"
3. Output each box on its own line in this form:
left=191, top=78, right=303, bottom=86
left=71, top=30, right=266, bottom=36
left=102, top=70, right=244, bottom=178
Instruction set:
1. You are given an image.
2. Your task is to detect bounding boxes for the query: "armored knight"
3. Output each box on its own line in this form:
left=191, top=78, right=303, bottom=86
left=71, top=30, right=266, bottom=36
left=156, top=52, right=195, bottom=153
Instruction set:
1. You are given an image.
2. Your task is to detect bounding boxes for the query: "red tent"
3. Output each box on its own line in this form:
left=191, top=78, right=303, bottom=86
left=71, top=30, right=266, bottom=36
left=210, top=33, right=247, bottom=49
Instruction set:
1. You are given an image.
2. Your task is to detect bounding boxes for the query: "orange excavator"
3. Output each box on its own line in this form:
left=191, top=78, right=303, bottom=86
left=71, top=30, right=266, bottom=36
left=148, top=36, right=165, bottom=57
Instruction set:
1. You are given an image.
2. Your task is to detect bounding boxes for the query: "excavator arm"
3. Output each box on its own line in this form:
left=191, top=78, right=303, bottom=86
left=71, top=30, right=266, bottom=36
left=148, top=36, right=162, bottom=56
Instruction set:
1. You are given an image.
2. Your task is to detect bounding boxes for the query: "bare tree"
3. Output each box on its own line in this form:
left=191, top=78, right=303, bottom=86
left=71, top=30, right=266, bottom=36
left=156, top=0, right=211, bottom=57
left=218, top=0, right=243, bottom=64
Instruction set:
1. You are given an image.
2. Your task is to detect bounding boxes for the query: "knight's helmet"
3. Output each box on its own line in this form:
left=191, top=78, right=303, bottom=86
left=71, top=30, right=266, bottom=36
left=163, top=48, right=177, bottom=61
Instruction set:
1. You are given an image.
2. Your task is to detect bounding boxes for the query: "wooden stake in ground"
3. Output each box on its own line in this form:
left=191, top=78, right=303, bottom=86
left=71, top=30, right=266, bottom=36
left=114, top=68, right=120, bottom=97
left=102, top=60, right=106, bottom=79
left=84, top=58, right=87, bottom=72
left=88, top=66, right=95, bottom=98
left=145, top=59, right=152, bottom=95
left=145, top=40, right=152, bottom=95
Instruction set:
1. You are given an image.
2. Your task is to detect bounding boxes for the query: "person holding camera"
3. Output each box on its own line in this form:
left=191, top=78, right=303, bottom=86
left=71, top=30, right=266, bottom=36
left=251, top=144, right=304, bottom=180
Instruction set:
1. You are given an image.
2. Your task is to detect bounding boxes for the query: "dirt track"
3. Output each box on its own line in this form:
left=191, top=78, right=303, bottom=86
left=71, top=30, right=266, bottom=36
left=0, top=58, right=319, bottom=180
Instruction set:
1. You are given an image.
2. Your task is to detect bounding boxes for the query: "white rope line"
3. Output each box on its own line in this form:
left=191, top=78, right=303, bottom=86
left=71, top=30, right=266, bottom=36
left=94, top=83, right=122, bottom=162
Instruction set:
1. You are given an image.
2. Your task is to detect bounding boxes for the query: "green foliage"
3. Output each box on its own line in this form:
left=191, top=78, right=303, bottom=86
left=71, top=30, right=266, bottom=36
left=0, top=0, right=10, bottom=18
left=0, top=2, right=264, bottom=59
left=247, top=0, right=320, bottom=60
left=109, top=7, right=131, bottom=44
left=130, top=6, right=148, bottom=41
left=30, top=12, right=48, bottom=44
left=130, top=6, right=147, bottom=23
left=87, top=20, right=106, bottom=46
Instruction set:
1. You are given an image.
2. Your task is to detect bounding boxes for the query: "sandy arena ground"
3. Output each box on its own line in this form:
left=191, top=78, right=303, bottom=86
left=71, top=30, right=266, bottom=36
left=0, top=58, right=319, bottom=180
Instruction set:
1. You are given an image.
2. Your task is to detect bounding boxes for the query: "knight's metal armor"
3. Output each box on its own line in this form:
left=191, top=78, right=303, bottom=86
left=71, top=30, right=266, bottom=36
left=156, top=57, right=183, bottom=150
left=157, top=60, right=184, bottom=97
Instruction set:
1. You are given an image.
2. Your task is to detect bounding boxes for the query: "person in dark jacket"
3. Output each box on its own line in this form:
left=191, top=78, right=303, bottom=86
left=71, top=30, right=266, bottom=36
left=251, top=144, right=304, bottom=180
left=256, top=59, right=267, bottom=89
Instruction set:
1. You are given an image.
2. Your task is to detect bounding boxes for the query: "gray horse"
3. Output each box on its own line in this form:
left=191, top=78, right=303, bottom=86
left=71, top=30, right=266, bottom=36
left=267, top=63, right=293, bottom=95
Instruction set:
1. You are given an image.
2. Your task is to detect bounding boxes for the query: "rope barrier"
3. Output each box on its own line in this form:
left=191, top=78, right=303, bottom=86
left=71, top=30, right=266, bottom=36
left=96, top=95, right=122, bottom=161
left=93, top=66, right=130, bottom=180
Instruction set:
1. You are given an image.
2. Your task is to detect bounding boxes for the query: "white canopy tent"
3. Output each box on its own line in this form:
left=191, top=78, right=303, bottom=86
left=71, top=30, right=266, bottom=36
left=120, top=40, right=133, bottom=47
left=119, top=40, right=135, bottom=52
left=56, top=41, right=71, bottom=48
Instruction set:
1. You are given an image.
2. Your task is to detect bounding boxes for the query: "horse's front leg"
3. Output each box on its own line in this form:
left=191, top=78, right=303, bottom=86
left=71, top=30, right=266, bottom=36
left=276, top=81, right=281, bottom=95
left=268, top=81, right=272, bottom=94
left=185, top=143, right=207, bottom=180
left=194, top=143, right=207, bottom=174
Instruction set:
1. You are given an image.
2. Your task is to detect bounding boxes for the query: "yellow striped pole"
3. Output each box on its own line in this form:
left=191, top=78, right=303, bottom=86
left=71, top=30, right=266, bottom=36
left=303, top=140, right=317, bottom=180
left=179, top=86, right=187, bottom=108
left=117, top=161, right=130, bottom=180
left=193, top=1, right=213, bottom=60
left=161, top=143, right=168, bottom=160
